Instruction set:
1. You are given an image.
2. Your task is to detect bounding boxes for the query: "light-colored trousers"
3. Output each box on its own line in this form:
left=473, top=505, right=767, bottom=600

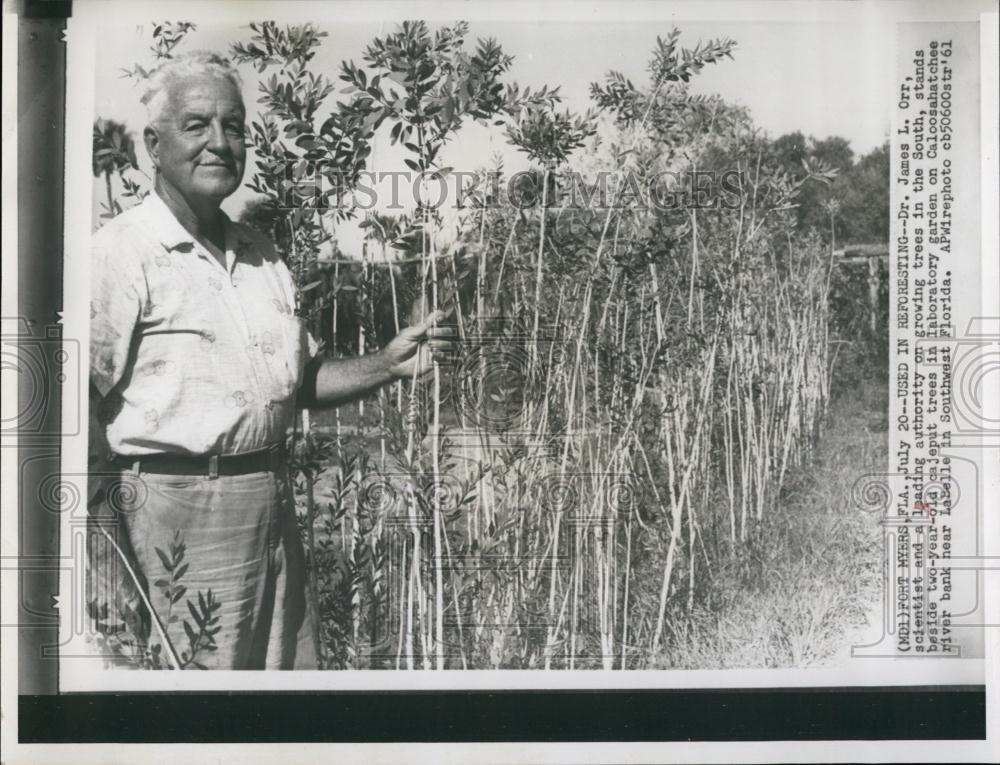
left=89, top=464, right=316, bottom=670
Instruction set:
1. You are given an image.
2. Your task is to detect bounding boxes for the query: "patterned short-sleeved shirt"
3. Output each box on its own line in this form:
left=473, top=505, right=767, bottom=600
left=90, top=193, right=317, bottom=456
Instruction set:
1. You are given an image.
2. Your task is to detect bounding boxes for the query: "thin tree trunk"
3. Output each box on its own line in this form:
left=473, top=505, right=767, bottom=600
left=105, top=171, right=115, bottom=214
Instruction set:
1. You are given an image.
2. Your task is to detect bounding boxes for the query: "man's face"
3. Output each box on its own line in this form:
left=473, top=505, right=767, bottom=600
left=146, top=75, right=247, bottom=205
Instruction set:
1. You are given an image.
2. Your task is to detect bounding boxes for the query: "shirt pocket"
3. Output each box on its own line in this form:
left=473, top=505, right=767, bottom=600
left=259, top=314, right=306, bottom=404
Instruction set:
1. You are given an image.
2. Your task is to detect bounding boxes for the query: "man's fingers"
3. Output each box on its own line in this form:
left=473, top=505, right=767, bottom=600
left=411, top=309, right=447, bottom=336
left=426, top=324, right=458, bottom=340
left=397, top=312, right=459, bottom=376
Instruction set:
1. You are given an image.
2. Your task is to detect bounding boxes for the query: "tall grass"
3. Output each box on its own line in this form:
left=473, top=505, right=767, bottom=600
left=298, top=40, right=847, bottom=668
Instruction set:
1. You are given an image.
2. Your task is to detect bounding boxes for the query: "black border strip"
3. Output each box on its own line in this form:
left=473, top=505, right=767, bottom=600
left=17, top=8, right=68, bottom=696
left=19, top=688, right=986, bottom=743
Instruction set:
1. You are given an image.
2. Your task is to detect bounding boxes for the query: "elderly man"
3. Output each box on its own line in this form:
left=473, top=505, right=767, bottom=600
left=88, top=52, right=453, bottom=669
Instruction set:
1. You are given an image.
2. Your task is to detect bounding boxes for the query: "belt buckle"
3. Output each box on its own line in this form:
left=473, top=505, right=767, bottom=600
left=208, top=454, right=219, bottom=480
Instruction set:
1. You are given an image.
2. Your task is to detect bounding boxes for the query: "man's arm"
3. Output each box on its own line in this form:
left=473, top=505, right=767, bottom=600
left=298, top=352, right=395, bottom=409
left=298, top=310, right=456, bottom=409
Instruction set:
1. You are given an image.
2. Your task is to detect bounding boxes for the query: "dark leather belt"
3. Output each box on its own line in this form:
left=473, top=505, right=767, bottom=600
left=110, top=443, right=286, bottom=478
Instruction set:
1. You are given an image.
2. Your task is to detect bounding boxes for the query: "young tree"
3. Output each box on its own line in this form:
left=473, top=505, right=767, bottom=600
left=92, top=119, right=139, bottom=216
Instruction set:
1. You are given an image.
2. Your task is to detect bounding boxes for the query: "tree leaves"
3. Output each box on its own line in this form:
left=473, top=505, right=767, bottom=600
left=92, top=119, right=139, bottom=177
left=154, top=545, right=174, bottom=573
left=504, top=105, right=597, bottom=167
left=590, top=28, right=737, bottom=128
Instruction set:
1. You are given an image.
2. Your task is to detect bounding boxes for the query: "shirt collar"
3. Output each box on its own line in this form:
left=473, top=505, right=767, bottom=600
left=141, top=191, right=244, bottom=255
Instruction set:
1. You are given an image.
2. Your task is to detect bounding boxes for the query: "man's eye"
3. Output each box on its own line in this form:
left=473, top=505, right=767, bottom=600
left=184, top=122, right=207, bottom=132
left=225, top=124, right=246, bottom=137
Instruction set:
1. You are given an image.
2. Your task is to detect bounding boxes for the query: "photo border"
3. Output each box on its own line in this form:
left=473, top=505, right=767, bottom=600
left=4, top=0, right=998, bottom=761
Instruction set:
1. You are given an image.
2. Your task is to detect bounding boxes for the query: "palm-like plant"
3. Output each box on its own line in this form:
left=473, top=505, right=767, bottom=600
left=93, top=118, right=140, bottom=216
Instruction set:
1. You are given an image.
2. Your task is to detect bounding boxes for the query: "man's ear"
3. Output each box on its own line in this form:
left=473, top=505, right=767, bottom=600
left=143, top=125, right=160, bottom=169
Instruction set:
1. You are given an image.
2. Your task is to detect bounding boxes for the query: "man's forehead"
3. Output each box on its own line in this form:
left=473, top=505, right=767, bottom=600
left=167, top=75, right=245, bottom=116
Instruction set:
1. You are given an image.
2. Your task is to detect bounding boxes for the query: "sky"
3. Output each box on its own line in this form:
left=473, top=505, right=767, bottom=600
left=92, top=18, right=894, bottom=251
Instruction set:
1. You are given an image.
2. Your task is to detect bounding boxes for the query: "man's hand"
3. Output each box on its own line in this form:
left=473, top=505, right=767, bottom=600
left=382, top=310, right=458, bottom=380
left=301, top=310, right=459, bottom=409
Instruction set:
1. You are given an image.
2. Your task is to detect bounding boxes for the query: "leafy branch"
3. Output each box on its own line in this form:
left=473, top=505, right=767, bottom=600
left=590, top=29, right=737, bottom=127
left=93, top=118, right=148, bottom=220
left=152, top=530, right=222, bottom=669
left=121, top=21, right=198, bottom=79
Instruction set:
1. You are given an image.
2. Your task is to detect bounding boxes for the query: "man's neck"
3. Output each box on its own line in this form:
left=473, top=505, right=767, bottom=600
left=154, top=178, right=227, bottom=258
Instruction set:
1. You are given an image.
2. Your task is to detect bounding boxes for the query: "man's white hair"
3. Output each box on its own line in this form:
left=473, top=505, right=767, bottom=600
left=141, top=51, right=244, bottom=127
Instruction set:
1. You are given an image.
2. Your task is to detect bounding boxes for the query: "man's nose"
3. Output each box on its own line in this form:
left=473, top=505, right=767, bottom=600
left=205, top=120, right=230, bottom=154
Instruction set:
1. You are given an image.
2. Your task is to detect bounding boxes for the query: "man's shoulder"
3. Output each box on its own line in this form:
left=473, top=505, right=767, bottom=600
left=91, top=199, right=157, bottom=254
